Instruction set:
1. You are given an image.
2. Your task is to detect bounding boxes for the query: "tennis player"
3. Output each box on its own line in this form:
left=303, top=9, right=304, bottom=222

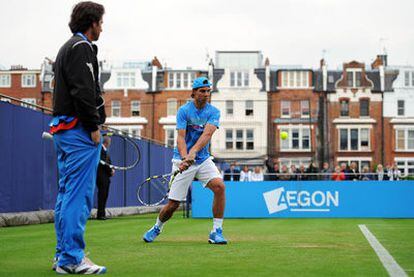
left=143, top=76, right=227, bottom=244
left=51, top=1, right=107, bottom=274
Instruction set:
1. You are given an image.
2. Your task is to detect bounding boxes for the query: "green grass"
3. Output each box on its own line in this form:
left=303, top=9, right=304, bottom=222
left=1, top=214, right=413, bottom=276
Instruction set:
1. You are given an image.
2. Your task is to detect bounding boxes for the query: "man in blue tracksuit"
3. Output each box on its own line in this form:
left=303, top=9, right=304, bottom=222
left=50, top=1, right=107, bottom=274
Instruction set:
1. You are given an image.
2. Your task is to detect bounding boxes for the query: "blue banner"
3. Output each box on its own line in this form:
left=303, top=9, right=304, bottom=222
left=191, top=181, right=414, bottom=218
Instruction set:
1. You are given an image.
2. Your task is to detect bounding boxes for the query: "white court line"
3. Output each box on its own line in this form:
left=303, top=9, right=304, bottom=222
left=358, top=224, right=407, bottom=277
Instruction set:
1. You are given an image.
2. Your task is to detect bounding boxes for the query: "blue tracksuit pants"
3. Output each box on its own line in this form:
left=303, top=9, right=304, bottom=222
left=53, top=125, right=101, bottom=266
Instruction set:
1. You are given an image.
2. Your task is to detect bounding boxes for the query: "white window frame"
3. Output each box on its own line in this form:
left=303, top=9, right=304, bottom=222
left=281, top=101, right=291, bottom=118
left=116, top=72, right=135, bottom=88
left=230, top=71, right=249, bottom=88
left=164, top=127, right=177, bottom=148
left=168, top=72, right=193, bottom=89
left=111, top=100, right=121, bottom=117
left=167, top=98, right=177, bottom=116
left=1, top=97, right=11, bottom=103
left=113, top=125, right=142, bottom=138
left=0, top=74, right=11, bottom=87
left=225, top=129, right=233, bottom=150
left=226, top=100, right=233, bottom=116
left=337, top=127, right=371, bottom=151
left=21, top=98, right=36, bottom=110
left=279, top=126, right=311, bottom=152
left=245, top=100, right=253, bottom=116
left=404, top=71, right=410, bottom=87
left=21, top=74, right=36, bottom=88
left=246, top=129, right=254, bottom=150
left=278, top=158, right=311, bottom=169
left=395, top=158, right=414, bottom=177
left=346, top=69, right=362, bottom=88
left=301, top=100, right=310, bottom=118
left=337, top=157, right=372, bottom=172
left=280, top=71, right=309, bottom=88
left=131, top=100, right=140, bottom=117
left=395, top=127, right=414, bottom=151
left=225, top=129, right=255, bottom=151
left=397, top=100, right=405, bottom=116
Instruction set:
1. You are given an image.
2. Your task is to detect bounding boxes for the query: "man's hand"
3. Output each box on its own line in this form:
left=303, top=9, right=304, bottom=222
left=178, top=160, right=192, bottom=172
left=91, top=129, right=101, bottom=145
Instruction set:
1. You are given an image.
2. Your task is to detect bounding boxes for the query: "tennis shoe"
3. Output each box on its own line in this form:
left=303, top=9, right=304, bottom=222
left=55, top=257, right=106, bottom=275
left=208, top=228, right=228, bottom=244
left=143, top=225, right=161, bottom=243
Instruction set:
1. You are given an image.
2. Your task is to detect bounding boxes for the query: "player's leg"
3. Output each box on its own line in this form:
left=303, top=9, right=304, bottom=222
left=143, top=160, right=197, bottom=243
left=196, top=158, right=227, bottom=244
left=55, top=126, right=105, bottom=273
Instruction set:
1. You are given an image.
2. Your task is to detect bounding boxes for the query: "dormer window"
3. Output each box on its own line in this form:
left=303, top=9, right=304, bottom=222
left=346, top=69, right=362, bottom=88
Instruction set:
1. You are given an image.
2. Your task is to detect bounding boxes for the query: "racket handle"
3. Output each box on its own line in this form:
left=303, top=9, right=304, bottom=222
left=42, top=131, right=53, bottom=140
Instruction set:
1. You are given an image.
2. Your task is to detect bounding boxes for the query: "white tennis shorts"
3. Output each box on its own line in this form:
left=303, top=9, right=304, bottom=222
left=168, top=157, right=222, bottom=201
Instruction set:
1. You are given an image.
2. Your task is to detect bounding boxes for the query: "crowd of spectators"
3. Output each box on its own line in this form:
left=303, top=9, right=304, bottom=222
left=219, top=159, right=403, bottom=182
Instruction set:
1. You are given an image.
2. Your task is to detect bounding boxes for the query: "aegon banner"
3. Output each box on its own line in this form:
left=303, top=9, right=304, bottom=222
left=191, top=181, right=414, bottom=218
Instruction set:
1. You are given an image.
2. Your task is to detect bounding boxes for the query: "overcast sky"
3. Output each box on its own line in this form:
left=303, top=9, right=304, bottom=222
left=0, top=0, right=413, bottom=70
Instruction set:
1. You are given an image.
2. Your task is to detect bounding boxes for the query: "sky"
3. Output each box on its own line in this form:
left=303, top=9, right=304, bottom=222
left=0, top=0, right=413, bottom=70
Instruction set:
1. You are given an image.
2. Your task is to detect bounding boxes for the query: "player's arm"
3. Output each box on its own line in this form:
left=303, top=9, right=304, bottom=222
left=185, top=124, right=217, bottom=162
left=177, top=129, right=188, bottom=159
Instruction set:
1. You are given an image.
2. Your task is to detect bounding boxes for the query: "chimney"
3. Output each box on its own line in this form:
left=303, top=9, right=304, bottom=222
left=152, top=56, right=162, bottom=69
left=371, top=54, right=388, bottom=69
left=265, top=57, right=270, bottom=91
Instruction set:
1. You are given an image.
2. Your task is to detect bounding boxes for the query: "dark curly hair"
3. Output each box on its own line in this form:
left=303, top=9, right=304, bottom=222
left=69, top=1, right=105, bottom=34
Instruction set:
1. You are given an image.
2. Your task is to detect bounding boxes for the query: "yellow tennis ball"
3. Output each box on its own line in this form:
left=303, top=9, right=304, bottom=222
left=280, top=131, right=288, bottom=140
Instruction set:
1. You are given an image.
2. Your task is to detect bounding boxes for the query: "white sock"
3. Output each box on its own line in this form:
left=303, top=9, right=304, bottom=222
left=213, top=218, right=223, bottom=231
left=155, top=217, right=165, bottom=230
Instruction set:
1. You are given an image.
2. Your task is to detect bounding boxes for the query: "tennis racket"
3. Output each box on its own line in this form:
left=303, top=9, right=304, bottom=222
left=137, top=170, right=181, bottom=206
left=42, top=130, right=141, bottom=171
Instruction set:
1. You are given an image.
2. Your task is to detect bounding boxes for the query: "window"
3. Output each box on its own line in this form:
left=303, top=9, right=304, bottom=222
left=412, top=72, right=414, bottom=86
left=338, top=128, right=370, bottom=151
left=395, top=159, right=414, bottom=177
left=176, top=73, right=182, bottom=88
left=340, top=100, right=349, bottom=117
left=226, top=100, right=233, bottom=116
left=0, top=74, right=11, bottom=87
left=301, top=100, right=310, bottom=117
left=183, top=73, right=188, bottom=88
left=355, top=72, right=362, bottom=87
left=280, top=71, right=310, bottom=88
left=405, top=72, right=410, bottom=86
left=225, top=130, right=233, bottom=149
left=167, top=99, right=177, bottom=116
left=129, top=128, right=141, bottom=138
left=21, top=98, right=36, bottom=110
left=245, top=100, right=253, bottom=116
left=337, top=159, right=371, bottom=172
left=360, top=99, right=369, bottom=117
left=190, top=73, right=196, bottom=86
left=111, top=101, right=121, bottom=117
left=346, top=70, right=362, bottom=88
left=116, top=72, right=135, bottom=88
left=395, top=128, right=414, bottom=151
left=246, top=129, right=254, bottom=150
left=230, top=71, right=249, bottom=87
left=22, top=74, right=36, bottom=87
left=340, top=129, right=348, bottom=150
left=131, top=100, right=140, bottom=116
left=281, top=101, right=291, bottom=117
left=236, top=129, right=243, bottom=150
left=280, top=127, right=311, bottom=151
left=244, top=72, right=249, bottom=87
left=169, top=73, right=174, bottom=88
left=398, top=100, right=405, bottom=116
left=230, top=72, right=235, bottom=87
left=165, top=129, right=176, bottom=148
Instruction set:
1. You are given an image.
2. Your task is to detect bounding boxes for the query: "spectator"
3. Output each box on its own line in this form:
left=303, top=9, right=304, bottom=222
left=320, top=162, right=332, bottom=181
left=388, top=164, right=402, bottom=181
left=290, top=165, right=299, bottom=181
left=250, top=166, right=264, bottom=181
left=279, top=165, right=291, bottom=181
left=96, top=135, right=115, bottom=220
left=223, top=162, right=241, bottom=181
left=332, top=166, right=346, bottom=181
left=298, top=165, right=307, bottom=181
left=265, top=158, right=278, bottom=181
left=375, top=164, right=388, bottom=181
left=307, top=162, right=319, bottom=181
left=240, top=166, right=252, bottom=182
left=360, top=166, right=374, bottom=181
left=348, top=162, right=360, bottom=181
left=268, top=163, right=280, bottom=181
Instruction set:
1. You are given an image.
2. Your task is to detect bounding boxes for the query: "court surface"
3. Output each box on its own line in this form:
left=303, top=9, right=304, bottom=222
left=1, top=214, right=413, bottom=276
